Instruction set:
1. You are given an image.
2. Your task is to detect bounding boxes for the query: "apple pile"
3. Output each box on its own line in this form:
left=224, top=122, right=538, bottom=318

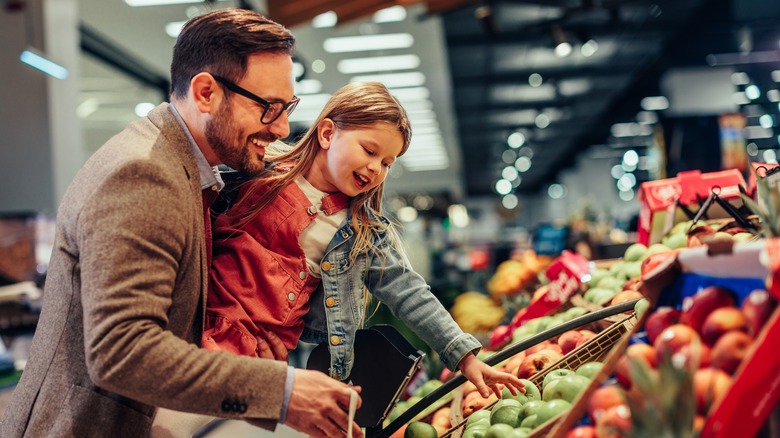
left=560, top=285, right=777, bottom=438
left=461, top=361, right=603, bottom=438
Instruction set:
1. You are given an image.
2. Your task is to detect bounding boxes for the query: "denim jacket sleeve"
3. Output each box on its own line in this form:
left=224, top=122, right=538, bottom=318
left=366, top=231, right=482, bottom=371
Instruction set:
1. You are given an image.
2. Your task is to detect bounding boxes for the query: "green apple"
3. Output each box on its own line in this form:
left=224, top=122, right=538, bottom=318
left=535, top=399, right=572, bottom=425
left=575, top=361, right=603, bottom=379
left=596, top=276, right=625, bottom=292
left=588, top=268, right=610, bottom=286
left=542, top=375, right=591, bottom=403
left=510, top=428, right=532, bottom=438
left=484, top=423, right=516, bottom=438
left=623, top=243, right=648, bottom=262
left=519, top=379, right=541, bottom=401
left=634, top=298, right=650, bottom=317
left=404, top=421, right=438, bottom=438
left=463, top=425, right=489, bottom=438
left=518, top=400, right=546, bottom=422
left=623, top=261, right=642, bottom=280
left=561, top=306, right=588, bottom=321
left=466, top=409, right=492, bottom=428
left=501, top=386, right=529, bottom=405
left=542, top=369, right=574, bottom=389
left=662, top=232, right=687, bottom=250
left=490, top=400, right=523, bottom=427
left=584, top=287, right=617, bottom=305
left=519, top=414, right=537, bottom=429
left=646, top=243, right=671, bottom=255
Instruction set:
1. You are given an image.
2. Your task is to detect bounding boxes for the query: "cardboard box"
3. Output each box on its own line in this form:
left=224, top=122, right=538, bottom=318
left=637, top=169, right=747, bottom=245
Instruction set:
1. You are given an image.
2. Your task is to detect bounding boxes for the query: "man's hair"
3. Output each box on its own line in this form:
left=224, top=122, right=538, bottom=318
left=170, top=8, right=295, bottom=99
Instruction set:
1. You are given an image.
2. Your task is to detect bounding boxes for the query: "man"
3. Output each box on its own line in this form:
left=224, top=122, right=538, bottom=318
left=0, top=8, right=361, bottom=438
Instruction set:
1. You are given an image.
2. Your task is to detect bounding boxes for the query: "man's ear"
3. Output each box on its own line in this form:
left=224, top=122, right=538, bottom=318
left=317, top=118, right=335, bottom=150
left=191, top=73, right=220, bottom=114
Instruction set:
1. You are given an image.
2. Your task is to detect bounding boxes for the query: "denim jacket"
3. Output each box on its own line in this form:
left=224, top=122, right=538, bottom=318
left=300, top=211, right=481, bottom=380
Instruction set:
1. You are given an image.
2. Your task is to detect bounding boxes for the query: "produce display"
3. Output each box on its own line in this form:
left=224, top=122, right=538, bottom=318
left=384, top=197, right=777, bottom=438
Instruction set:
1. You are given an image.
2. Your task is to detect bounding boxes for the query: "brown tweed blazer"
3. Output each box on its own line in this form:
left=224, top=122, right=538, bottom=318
left=0, top=104, right=286, bottom=437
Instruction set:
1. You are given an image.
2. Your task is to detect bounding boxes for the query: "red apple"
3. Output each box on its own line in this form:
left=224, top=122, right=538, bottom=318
left=653, top=324, right=701, bottom=364
left=614, top=343, right=657, bottom=389
left=741, top=289, right=778, bottom=337
left=558, top=330, right=584, bottom=355
left=526, top=340, right=562, bottom=355
left=516, top=349, right=563, bottom=379
left=610, top=290, right=644, bottom=309
left=673, top=341, right=712, bottom=369
left=587, top=384, right=627, bottom=423
left=564, top=425, right=597, bottom=438
left=595, top=404, right=632, bottom=438
left=711, top=330, right=752, bottom=374
left=575, top=330, right=597, bottom=348
left=680, top=286, right=737, bottom=332
left=700, top=306, right=748, bottom=345
left=644, top=306, right=681, bottom=344
left=693, top=368, right=732, bottom=415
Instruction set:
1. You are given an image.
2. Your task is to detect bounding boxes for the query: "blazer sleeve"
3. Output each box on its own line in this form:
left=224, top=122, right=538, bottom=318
left=77, top=159, right=286, bottom=421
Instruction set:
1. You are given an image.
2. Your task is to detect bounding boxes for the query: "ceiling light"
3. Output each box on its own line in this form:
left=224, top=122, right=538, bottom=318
left=747, top=142, right=759, bottom=156
left=637, top=111, right=658, bottom=124
left=125, top=0, right=202, bottom=6
left=731, top=72, right=750, bottom=85
left=763, top=149, right=777, bottom=163
left=294, top=79, right=322, bottom=95
left=528, top=73, right=543, bottom=87
left=581, top=40, right=599, bottom=57
left=502, top=166, right=519, bottom=181
left=772, top=70, right=780, bottom=82
left=134, top=102, right=156, bottom=117
left=323, top=33, right=414, bottom=53
left=515, top=156, right=531, bottom=172
left=507, top=131, right=525, bottom=148
left=554, top=42, right=572, bottom=58
left=640, top=96, right=669, bottom=111
left=390, top=86, right=430, bottom=102
left=518, top=147, right=534, bottom=158
left=20, top=49, right=68, bottom=79
left=768, top=89, right=780, bottom=102
left=548, top=184, right=566, bottom=199
left=745, top=84, right=761, bottom=100
left=312, top=11, right=337, bottom=28
left=165, top=21, right=186, bottom=38
left=311, top=59, right=326, bottom=73
left=373, top=5, right=407, bottom=23
left=495, top=179, right=512, bottom=195
left=350, top=71, right=425, bottom=88
left=618, top=190, right=635, bottom=201
left=337, top=54, right=420, bottom=74
left=759, top=114, right=774, bottom=129
left=502, top=150, right=517, bottom=164
left=535, top=113, right=551, bottom=129
left=502, top=194, right=519, bottom=210
left=623, top=150, right=639, bottom=167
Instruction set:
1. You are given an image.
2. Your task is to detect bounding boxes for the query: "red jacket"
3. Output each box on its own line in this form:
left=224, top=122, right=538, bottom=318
left=203, top=180, right=322, bottom=356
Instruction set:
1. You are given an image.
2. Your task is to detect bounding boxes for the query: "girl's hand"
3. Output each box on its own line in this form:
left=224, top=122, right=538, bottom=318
left=458, top=352, right=526, bottom=398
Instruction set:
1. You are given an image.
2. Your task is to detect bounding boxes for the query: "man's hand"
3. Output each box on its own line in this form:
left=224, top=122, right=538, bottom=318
left=458, top=352, right=526, bottom=398
left=285, top=369, right=363, bottom=438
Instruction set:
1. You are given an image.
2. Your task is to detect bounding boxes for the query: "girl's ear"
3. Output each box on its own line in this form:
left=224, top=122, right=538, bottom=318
left=317, top=118, right=335, bottom=150
left=191, top=72, right=221, bottom=114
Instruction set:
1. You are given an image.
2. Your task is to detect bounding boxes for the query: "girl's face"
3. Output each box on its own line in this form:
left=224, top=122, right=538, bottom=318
left=307, top=120, right=404, bottom=196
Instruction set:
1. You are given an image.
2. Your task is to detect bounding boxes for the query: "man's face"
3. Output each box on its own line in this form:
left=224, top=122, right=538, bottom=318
left=206, top=52, right=294, bottom=175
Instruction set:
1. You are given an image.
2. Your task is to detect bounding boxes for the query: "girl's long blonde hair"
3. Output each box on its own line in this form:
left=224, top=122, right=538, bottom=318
left=234, top=81, right=412, bottom=262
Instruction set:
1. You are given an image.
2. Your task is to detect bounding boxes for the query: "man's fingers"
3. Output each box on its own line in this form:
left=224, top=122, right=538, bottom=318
left=266, top=331, right=288, bottom=361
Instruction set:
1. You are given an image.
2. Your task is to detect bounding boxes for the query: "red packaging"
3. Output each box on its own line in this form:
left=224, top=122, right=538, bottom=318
left=637, top=169, right=747, bottom=245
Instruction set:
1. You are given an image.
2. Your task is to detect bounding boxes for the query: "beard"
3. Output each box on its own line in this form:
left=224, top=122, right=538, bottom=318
left=205, top=102, right=270, bottom=176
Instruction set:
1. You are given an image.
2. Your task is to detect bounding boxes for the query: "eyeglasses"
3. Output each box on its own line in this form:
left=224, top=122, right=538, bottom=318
left=212, top=75, right=300, bottom=125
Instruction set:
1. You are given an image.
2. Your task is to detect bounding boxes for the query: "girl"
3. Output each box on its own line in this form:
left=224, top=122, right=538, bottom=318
left=205, top=81, right=522, bottom=399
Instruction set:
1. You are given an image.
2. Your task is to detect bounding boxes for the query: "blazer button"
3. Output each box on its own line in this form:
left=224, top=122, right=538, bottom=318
left=238, top=403, right=248, bottom=413
left=325, top=297, right=337, bottom=307
left=232, top=402, right=242, bottom=412
left=330, top=335, right=341, bottom=346
left=321, top=261, right=332, bottom=271
left=221, top=400, right=232, bottom=412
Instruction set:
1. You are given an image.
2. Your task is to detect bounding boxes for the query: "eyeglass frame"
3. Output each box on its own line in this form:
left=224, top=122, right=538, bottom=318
left=212, top=75, right=300, bottom=125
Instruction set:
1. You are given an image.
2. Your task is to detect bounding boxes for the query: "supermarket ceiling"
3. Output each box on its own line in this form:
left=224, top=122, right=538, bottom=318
left=73, top=0, right=780, bottom=199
